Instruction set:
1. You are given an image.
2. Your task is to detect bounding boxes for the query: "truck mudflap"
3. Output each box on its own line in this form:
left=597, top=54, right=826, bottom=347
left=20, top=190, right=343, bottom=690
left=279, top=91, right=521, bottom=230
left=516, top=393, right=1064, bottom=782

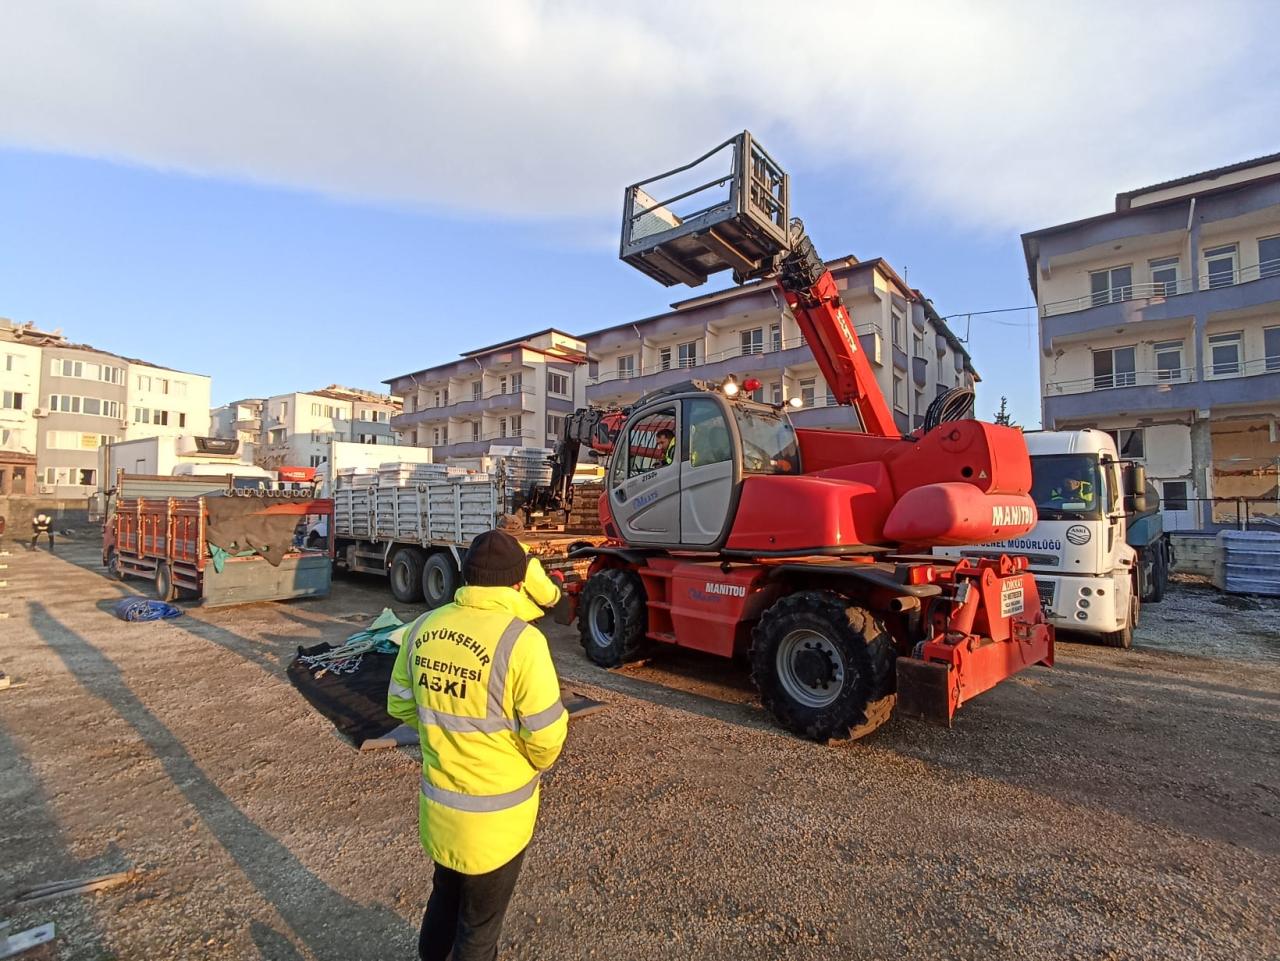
left=201, top=554, right=332, bottom=607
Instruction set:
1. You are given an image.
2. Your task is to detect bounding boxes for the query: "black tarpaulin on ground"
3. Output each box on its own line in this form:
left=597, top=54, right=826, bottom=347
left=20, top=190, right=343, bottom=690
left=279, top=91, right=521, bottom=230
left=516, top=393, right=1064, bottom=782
left=205, top=497, right=301, bottom=567
left=286, top=642, right=400, bottom=743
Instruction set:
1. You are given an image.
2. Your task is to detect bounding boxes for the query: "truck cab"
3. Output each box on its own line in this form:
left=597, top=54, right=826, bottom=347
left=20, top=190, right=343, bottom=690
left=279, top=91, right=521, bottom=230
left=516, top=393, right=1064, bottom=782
left=937, top=429, right=1143, bottom=646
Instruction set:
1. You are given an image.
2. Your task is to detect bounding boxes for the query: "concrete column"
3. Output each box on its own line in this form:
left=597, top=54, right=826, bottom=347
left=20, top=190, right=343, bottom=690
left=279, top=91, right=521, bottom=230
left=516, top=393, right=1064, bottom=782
left=1190, top=415, right=1214, bottom=530
left=1188, top=200, right=1200, bottom=293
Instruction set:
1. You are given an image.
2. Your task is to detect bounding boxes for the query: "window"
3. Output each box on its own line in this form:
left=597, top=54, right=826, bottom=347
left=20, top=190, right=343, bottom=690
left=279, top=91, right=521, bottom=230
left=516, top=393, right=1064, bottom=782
left=155, top=410, right=169, bottom=426
left=892, top=308, right=905, bottom=348
left=499, top=417, right=508, bottom=437
left=1265, top=326, right=1280, bottom=373
left=281, top=401, right=289, bottom=417
left=892, top=374, right=905, bottom=411
left=678, top=341, right=698, bottom=369
left=1089, top=265, right=1133, bottom=306
left=1260, top=236, right=1280, bottom=280
left=728, top=404, right=799, bottom=475
left=156, top=378, right=169, bottom=394
left=547, top=414, right=564, bottom=439
left=1149, top=257, right=1180, bottom=296
left=912, top=333, right=924, bottom=359
left=311, top=403, right=321, bottom=416
left=269, top=428, right=286, bottom=444
left=472, top=381, right=482, bottom=400
left=1203, top=244, right=1237, bottom=289
left=310, top=454, right=324, bottom=467
left=659, top=346, right=672, bottom=371
left=1108, top=428, right=1145, bottom=459
left=626, top=407, right=679, bottom=476
left=824, top=386, right=835, bottom=407
left=509, top=373, right=522, bottom=393
left=4, top=353, right=21, bottom=372
left=799, top=378, right=816, bottom=408
left=547, top=371, right=569, bottom=396
left=77, top=469, right=96, bottom=487
left=740, top=328, right=764, bottom=356
left=172, top=380, right=187, bottom=397
left=137, top=374, right=152, bottom=391
left=441, top=426, right=448, bottom=444
left=771, top=382, right=782, bottom=406
left=1092, top=346, right=1136, bottom=389
left=48, top=394, right=81, bottom=413
left=52, top=359, right=84, bottom=378
left=83, top=397, right=101, bottom=416
left=1, top=391, right=23, bottom=410
left=770, top=323, right=782, bottom=352
left=134, top=407, right=150, bottom=423
left=433, top=427, right=441, bottom=446
left=617, top=354, right=636, bottom=378
left=1153, top=340, right=1185, bottom=382
left=1208, top=331, right=1242, bottom=377
left=311, top=430, right=323, bottom=443
left=1161, top=480, right=1189, bottom=512
left=471, top=422, right=481, bottom=441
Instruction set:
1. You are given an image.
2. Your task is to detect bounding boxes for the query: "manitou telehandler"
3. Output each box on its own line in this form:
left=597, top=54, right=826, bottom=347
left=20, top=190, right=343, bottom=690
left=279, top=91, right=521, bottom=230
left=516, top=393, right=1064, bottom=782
left=540, top=132, right=1052, bottom=741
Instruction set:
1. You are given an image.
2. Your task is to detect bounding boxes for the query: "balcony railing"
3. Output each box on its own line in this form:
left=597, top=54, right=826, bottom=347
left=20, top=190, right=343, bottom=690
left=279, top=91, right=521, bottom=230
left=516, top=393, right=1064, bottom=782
left=1041, top=257, right=1280, bottom=318
left=588, top=329, right=876, bottom=387
left=1045, top=367, right=1197, bottom=396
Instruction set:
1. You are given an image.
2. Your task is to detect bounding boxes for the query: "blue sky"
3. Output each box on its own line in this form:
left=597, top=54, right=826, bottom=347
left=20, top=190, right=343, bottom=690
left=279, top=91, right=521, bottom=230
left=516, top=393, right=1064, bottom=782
left=2, top=1, right=1276, bottom=424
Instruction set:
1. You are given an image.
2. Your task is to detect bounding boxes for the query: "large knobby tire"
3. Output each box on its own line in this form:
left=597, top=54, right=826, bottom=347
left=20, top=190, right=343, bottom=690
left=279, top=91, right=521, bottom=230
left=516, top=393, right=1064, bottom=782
left=422, top=552, right=460, bottom=609
left=389, top=548, right=425, bottom=604
left=154, top=563, right=177, bottom=603
left=578, top=568, right=647, bottom=668
left=105, top=548, right=124, bottom=581
left=1101, top=588, right=1138, bottom=649
left=750, top=591, right=896, bottom=742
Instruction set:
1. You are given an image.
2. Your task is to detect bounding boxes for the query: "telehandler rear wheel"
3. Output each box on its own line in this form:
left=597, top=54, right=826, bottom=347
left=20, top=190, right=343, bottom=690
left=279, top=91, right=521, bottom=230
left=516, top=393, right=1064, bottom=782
left=750, top=591, right=895, bottom=742
left=578, top=568, right=647, bottom=668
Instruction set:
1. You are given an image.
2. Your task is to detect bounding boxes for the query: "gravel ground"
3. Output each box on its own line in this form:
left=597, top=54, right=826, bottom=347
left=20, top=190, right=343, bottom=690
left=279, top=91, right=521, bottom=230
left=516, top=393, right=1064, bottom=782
left=1, top=534, right=1277, bottom=961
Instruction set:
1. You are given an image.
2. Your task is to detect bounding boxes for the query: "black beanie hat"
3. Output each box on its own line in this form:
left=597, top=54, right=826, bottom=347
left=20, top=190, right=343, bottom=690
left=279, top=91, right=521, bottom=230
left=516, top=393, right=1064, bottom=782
left=463, top=530, right=527, bottom=587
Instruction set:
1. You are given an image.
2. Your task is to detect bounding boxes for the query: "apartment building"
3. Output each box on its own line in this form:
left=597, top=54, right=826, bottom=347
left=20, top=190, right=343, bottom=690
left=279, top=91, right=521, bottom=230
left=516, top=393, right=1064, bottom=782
left=248, top=385, right=401, bottom=470
left=1023, top=153, right=1280, bottom=530
left=386, top=329, right=589, bottom=459
left=209, top=398, right=265, bottom=463
left=0, top=323, right=43, bottom=494
left=582, top=257, right=977, bottom=433
left=0, top=318, right=213, bottom=496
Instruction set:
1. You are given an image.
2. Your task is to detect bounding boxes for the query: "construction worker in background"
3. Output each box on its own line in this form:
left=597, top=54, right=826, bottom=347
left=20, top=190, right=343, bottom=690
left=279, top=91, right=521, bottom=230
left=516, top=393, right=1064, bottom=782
left=29, top=513, right=54, bottom=552
left=656, top=427, right=677, bottom=466
left=495, top=514, right=563, bottom=614
left=388, top=529, right=568, bottom=961
left=1050, top=470, right=1095, bottom=509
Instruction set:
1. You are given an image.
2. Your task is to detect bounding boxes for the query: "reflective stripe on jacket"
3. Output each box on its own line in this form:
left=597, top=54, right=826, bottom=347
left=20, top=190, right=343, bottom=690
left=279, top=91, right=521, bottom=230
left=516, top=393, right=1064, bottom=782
left=517, top=540, right=561, bottom=609
left=387, top=585, right=568, bottom=874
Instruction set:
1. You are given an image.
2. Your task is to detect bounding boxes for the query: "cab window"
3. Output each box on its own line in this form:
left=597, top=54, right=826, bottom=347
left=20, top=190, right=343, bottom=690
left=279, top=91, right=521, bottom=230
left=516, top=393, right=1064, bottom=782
left=627, top=408, right=677, bottom=477
left=684, top=398, right=733, bottom=469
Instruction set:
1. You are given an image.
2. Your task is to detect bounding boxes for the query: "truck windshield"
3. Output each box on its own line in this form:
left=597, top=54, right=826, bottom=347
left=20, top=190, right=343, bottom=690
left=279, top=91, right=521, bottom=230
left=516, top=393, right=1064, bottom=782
left=1031, top=454, right=1103, bottom=520
left=732, top=407, right=801, bottom=474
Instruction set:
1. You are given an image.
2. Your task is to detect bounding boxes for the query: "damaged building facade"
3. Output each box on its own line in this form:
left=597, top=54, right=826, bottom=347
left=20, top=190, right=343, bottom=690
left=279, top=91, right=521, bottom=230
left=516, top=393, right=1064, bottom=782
left=1024, top=153, right=1280, bottom=530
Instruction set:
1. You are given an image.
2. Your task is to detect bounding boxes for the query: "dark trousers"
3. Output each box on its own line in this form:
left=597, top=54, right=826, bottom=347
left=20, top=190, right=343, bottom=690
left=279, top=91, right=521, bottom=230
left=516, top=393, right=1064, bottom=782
left=30, top=531, right=53, bottom=551
left=419, top=848, right=526, bottom=961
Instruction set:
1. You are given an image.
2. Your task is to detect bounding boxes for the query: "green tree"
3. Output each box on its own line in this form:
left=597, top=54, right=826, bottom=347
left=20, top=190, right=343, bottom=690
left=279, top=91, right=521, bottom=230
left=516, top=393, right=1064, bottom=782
left=993, top=396, right=1018, bottom=428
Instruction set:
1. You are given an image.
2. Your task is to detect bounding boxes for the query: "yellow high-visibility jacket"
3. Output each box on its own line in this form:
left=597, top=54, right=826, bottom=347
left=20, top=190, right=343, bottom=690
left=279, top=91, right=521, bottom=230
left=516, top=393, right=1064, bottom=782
left=388, top=585, right=568, bottom=874
left=517, top=540, right=561, bottom=610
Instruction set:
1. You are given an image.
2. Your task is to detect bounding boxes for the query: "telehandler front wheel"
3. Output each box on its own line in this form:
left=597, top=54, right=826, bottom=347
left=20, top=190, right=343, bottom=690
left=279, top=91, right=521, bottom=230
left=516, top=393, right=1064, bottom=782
left=578, top=568, right=647, bottom=668
left=751, top=591, right=896, bottom=742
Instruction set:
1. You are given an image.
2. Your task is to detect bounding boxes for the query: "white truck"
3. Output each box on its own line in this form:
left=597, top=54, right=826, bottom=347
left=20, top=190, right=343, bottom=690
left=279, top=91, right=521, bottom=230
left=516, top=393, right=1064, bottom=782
left=938, top=429, right=1171, bottom=649
left=329, top=440, right=602, bottom=607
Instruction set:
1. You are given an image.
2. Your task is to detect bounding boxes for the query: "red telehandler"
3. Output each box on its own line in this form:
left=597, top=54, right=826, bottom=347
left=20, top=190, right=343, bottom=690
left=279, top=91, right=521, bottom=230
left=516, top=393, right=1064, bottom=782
left=540, top=132, right=1052, bottom=741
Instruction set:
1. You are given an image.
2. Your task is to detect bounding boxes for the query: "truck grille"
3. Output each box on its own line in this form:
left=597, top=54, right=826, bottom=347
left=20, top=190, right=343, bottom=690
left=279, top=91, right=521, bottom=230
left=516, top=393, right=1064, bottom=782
left=1035, top=579, right=1055, bottom=613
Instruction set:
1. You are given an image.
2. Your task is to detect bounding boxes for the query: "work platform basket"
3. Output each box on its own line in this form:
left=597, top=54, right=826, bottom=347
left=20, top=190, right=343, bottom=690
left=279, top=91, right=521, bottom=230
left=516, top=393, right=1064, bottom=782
left=620, top=131, right=790, bottom=287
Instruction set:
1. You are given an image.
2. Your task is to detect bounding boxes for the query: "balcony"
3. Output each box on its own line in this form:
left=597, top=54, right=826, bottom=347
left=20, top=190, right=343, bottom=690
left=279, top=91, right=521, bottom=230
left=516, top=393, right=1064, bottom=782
left=1044, top=356, right=1280, bottom=425
left=393, top=385, right=536, bottom=428
left=1041, top=260, right=1280, bottom=348
left=911, top=355, right=928, bottom=387
left=585, top=330, right=881, bottom=405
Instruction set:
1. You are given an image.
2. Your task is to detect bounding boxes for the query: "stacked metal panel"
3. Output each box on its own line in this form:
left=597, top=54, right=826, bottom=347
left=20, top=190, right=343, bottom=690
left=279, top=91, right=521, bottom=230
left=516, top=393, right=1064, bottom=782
left=1217, top=529, right=1280, bottom=596
left=496, top=448, right=554, bottom=514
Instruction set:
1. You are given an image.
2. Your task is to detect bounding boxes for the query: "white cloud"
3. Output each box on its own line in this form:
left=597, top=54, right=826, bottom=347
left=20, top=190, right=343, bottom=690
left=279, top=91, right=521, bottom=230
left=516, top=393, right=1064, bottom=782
left=0, top=0, right=1275, bottom=230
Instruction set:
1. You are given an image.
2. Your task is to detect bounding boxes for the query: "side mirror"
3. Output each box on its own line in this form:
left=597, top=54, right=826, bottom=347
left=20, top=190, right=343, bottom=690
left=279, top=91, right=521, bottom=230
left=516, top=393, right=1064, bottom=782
left=1124, top=492, right=1148, bottom=514
left=1121, top=461, right=1146, bottom=496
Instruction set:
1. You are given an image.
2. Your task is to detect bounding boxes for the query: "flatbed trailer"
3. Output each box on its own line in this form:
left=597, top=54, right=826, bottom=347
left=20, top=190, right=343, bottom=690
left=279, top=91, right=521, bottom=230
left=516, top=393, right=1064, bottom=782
left=333, top=465, right=602, bottom=607
left=103, top=474, right=334, bottom=607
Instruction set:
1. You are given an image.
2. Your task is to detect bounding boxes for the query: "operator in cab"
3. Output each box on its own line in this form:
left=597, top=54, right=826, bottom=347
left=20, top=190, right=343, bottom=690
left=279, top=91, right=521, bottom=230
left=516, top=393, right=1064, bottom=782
left=656, top=427, right=677, bottom=466
left=1049, top=470, right=1095, bottom=508
left=495, top=514, right=564, bottom=616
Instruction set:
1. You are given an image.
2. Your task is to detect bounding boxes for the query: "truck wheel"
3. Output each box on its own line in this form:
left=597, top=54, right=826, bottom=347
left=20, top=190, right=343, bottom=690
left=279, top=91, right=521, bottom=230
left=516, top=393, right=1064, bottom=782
left=1147, top=544, right=1167, bottom=603
left=578, top=568, right=647, bottom=667
left=105, top=548, right=123, bottom=581
left=750, top=591, right=896, bottom=742
left=154, top=563, right=177, bottom=603
left=1101, top=591, right=1137, bottom=649
left=389, top=549, right=425, bottom=603
left=422, top=553, right=460, bottom=609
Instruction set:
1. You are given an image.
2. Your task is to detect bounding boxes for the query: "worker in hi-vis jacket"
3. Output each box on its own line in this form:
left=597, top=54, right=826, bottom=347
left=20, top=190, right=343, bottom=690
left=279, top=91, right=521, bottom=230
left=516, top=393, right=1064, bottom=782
left=388, top=529, right=568, bottom=961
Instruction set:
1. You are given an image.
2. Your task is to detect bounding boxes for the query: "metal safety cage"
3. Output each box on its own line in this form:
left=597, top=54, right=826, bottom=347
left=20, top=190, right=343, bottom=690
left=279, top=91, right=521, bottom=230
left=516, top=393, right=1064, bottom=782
left=620, top=131, right=790, bottom=287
